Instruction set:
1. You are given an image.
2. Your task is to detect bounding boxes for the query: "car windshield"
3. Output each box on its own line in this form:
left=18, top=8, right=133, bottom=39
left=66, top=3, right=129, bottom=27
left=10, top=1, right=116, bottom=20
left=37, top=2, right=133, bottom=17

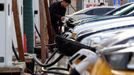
left=105, top=3, right=132, bottom=15
left=69, top=7, right=115, bottom=16
left=113, top=4, right=134, bottom=15
left=127, top=10, right=134, bottom=15
left=85, top=8, right=115, bottom=15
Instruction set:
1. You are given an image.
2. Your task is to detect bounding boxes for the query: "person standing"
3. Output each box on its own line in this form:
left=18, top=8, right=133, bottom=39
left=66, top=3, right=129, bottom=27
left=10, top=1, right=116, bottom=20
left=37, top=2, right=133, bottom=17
left=98, top=2, right=105, bottom=6
left=49, top=0, right=71, bottom=34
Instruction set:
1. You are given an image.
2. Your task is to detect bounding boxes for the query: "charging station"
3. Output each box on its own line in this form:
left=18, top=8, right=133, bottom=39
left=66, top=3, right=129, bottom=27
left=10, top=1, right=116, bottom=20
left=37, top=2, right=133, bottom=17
left=0, top=0, right=12, bottom=67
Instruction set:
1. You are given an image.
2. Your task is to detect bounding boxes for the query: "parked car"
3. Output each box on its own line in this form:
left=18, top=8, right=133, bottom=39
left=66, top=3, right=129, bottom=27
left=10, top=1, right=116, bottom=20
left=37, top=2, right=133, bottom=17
left=64, top=6, right=117, bottom=26
left=63, top=16, right=134, bottom=39
left=80, top=28, right=134, bottom=47
left=69, top=30, right=134, bottom=75
left=91, top=46, right=134, bottom=75
left=63, top=3, right=134, bottom=32
left=67, top=6, right=116, bottom=17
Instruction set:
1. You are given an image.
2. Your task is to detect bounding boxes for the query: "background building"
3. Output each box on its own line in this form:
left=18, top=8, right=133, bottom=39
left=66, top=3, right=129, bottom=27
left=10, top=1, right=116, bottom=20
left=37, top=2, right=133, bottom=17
left=67, top=0, right=131, bottom=14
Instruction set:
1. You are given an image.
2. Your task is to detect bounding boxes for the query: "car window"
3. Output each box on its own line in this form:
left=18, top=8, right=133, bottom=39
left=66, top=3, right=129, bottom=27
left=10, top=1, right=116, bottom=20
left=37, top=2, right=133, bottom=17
left=85, top=9, right=93, bottom=15
left=86, top=8, right=115, bottom=15
left=92, top=8, right=104, bottom=15
left=113, top=4, right=134, bottom=15
left=105, top=3, right=132, bottom=15
left=123, top=7, right=134, bottom=15
left=127, top=10, right=134, bottom=15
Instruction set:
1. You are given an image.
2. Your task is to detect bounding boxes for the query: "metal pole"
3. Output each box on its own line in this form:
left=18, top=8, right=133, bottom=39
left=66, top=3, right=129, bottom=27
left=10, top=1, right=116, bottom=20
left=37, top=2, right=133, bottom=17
left=44, top=0, right=55, bottom=45
left=12, top=0, right=25, bottom=61
left=39, top=0, right=48, bottom=63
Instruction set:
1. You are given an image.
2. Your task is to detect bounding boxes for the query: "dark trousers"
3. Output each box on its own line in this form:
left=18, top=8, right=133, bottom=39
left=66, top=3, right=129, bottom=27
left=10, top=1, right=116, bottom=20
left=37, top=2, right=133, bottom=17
left=52, top=23, right=61, bottom=35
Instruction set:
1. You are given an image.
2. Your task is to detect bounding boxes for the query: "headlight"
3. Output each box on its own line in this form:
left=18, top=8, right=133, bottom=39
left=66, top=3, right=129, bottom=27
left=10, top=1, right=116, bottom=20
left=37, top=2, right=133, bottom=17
left=80, top=36, right=108, bottom=47
left=80, top=31, right=121, bottom=47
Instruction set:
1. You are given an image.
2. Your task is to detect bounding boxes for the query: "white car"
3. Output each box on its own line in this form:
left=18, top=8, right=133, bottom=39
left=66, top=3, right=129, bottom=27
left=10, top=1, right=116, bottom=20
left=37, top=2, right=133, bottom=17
left=74, top=16, right=134, bottom=39
left=64, top=3, right=133, bottom=28
left=63, top=16, right=134, bottom=39
left=68, top=29, right=134, bottom=75
left=80, top=28, right=134, bottom=47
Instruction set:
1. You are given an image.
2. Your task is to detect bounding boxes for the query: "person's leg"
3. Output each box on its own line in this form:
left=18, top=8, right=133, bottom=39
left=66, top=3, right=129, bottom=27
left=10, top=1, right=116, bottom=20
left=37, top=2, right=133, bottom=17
left=52, top=23, right=59, bottom=34
left=48, top=23, right=58, bottom=52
